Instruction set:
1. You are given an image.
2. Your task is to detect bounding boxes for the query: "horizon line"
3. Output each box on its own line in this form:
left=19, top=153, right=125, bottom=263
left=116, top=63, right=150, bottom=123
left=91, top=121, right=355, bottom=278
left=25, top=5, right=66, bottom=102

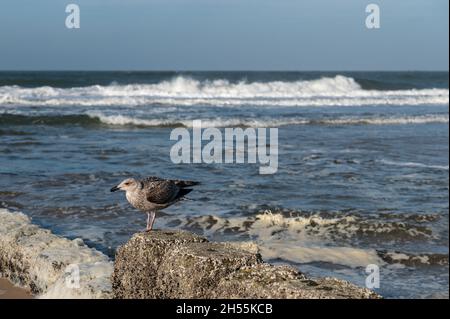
left=0, top=69, right=448, bottom=73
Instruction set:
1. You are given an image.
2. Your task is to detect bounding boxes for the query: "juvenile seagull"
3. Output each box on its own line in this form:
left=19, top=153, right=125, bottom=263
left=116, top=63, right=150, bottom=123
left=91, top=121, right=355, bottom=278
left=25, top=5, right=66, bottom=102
left=110, top=176, right=199, bottom=231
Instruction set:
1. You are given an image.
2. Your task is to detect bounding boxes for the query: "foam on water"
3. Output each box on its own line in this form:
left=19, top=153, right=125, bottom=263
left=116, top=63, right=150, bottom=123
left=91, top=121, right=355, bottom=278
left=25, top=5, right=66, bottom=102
left=3, top=111, right=447, bottom=128
left=85, top=112, right=449, bottom=128
left=163, top=210, right=446, bottom=269
left=380, top=159, right=449, bottom=171
left=0, top=75, right=448, bottom=107
left=0, top=209, right=112, bottom=298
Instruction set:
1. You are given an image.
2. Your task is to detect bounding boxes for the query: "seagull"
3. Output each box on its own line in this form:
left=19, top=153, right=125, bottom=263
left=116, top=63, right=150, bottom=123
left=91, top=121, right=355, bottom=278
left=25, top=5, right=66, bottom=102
left=110, top=176, right=199, bottom=231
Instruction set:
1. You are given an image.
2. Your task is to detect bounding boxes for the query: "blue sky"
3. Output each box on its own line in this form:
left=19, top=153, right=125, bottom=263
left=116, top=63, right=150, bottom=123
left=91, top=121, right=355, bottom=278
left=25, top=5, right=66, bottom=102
left=0, top=0, right=448, bottom=70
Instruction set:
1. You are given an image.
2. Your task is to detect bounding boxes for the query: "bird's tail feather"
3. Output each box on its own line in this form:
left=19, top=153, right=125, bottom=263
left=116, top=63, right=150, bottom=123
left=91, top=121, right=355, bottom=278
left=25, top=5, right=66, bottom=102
left=174, top=180, right=200, bottom=188
left=175, top=188, right=194, bottom=201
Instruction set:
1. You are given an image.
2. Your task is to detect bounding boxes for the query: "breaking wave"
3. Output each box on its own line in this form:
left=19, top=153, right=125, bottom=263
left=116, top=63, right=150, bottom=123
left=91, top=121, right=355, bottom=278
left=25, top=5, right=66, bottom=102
left=177, top=209, right=438, bottom=242
left=0, top=75, right=448, bottom=107
left=161, top=209, right=446, bottom=268
left=1, top=112, right=447, bottom=128
left=380, top=159, right=449, bottom=171
left=90, top=113, right=449, bottom=127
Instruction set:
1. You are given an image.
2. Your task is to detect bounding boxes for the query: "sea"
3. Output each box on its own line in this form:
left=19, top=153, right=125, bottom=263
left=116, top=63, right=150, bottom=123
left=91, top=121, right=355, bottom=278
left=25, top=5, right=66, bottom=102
left=0, top=71, right=448, bottom=298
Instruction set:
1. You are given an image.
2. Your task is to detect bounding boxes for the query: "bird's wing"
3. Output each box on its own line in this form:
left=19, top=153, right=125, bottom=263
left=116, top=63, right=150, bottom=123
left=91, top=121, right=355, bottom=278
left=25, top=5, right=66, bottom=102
left=142, top=176, right=199, bottom=188
left=142, top=176, right=165, bottom=183
left=141, top=178, right=179, bottom=204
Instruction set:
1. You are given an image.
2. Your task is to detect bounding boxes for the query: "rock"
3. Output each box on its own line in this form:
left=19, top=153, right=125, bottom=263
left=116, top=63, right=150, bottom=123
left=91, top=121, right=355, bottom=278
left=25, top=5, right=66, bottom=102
left=219, top=241, right=260, bottom=254
left=156, top=242, right=262, bottom=298
left=213, top=264, right=379, bottom=299
left=113, top=230, right=381, bottom=299
left=1, top=210, right=382, bottom=299
left=0, top=209, right=113, bottom=298
left=112, top=229, right=208, bottom=298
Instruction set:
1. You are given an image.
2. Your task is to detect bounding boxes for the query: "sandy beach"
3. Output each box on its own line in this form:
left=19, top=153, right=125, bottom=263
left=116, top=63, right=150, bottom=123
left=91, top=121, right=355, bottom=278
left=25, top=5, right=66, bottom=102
left=0, top=278, right=32, bottom=299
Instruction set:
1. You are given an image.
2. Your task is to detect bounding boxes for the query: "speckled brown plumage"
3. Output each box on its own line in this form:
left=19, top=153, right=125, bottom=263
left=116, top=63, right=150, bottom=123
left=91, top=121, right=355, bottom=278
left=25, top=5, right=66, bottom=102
left=111, top=176, right=199, bottom=231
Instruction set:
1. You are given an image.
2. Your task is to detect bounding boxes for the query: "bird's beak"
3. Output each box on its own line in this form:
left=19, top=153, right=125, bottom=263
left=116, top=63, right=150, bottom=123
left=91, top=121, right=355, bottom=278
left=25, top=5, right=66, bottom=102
left=110, top=185, right=120, bottom=192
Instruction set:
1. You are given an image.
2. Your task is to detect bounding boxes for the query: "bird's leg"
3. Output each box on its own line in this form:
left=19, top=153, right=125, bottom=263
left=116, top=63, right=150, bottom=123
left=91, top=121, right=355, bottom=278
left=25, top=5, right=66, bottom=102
left=145, top=211, right=156, bottom=232
left=149, top=211, right=156, bottom=230
left=145, top=212, right=151, bottom=231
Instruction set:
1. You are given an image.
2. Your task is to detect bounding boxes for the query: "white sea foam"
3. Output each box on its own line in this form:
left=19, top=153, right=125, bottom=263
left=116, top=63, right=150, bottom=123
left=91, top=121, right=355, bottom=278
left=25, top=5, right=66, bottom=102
left=85, top=111, right=307, bottom=127
left=380, top=159, right=449, bottom=171
left=317, top=114, right=449, bottom=125
left=0, top=209, right=112, bottom=299
left=259, top=244, right=382, bottom=267
left=169, top=211, right=432, bottom=268
left=86, top=112, right=449, bottom=128
left=0, top=75, right=448, bottom=107
left=167, top=209, right=445, bottom=268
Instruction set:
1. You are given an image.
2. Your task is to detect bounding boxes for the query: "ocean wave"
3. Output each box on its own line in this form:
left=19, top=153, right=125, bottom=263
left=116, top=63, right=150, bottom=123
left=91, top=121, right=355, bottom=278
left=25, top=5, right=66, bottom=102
left=258, top=245, right=448, bottom=267
left=87, top=112, right=310, bottom=128
left=377, top=251, right=449, bottom=267
left=50, top=112, right=450, bottom=127
left=0, top=75, right=448, bottom=107
left=1, top=112, right=447, bottom=128
left=159, top=208, right=443, bottom=268
left=380, top=159, right=449, bottom=171
left=177, top=210, right=436, bottom=242
left=0, top=113, right=102, bottom=126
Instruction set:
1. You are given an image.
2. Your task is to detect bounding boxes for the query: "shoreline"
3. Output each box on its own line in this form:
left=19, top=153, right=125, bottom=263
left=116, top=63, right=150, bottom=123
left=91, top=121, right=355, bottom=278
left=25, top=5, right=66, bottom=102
left=113, top=230, right=381, bottom=299
left=0, top=208, right=380, bottom=299
left=0, top=209, right=113, bottom=298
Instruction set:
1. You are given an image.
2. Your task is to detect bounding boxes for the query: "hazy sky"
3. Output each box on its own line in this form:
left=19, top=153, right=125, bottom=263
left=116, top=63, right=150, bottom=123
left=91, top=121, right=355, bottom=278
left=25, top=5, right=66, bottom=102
left=0, top=0, right=448, bottom=70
